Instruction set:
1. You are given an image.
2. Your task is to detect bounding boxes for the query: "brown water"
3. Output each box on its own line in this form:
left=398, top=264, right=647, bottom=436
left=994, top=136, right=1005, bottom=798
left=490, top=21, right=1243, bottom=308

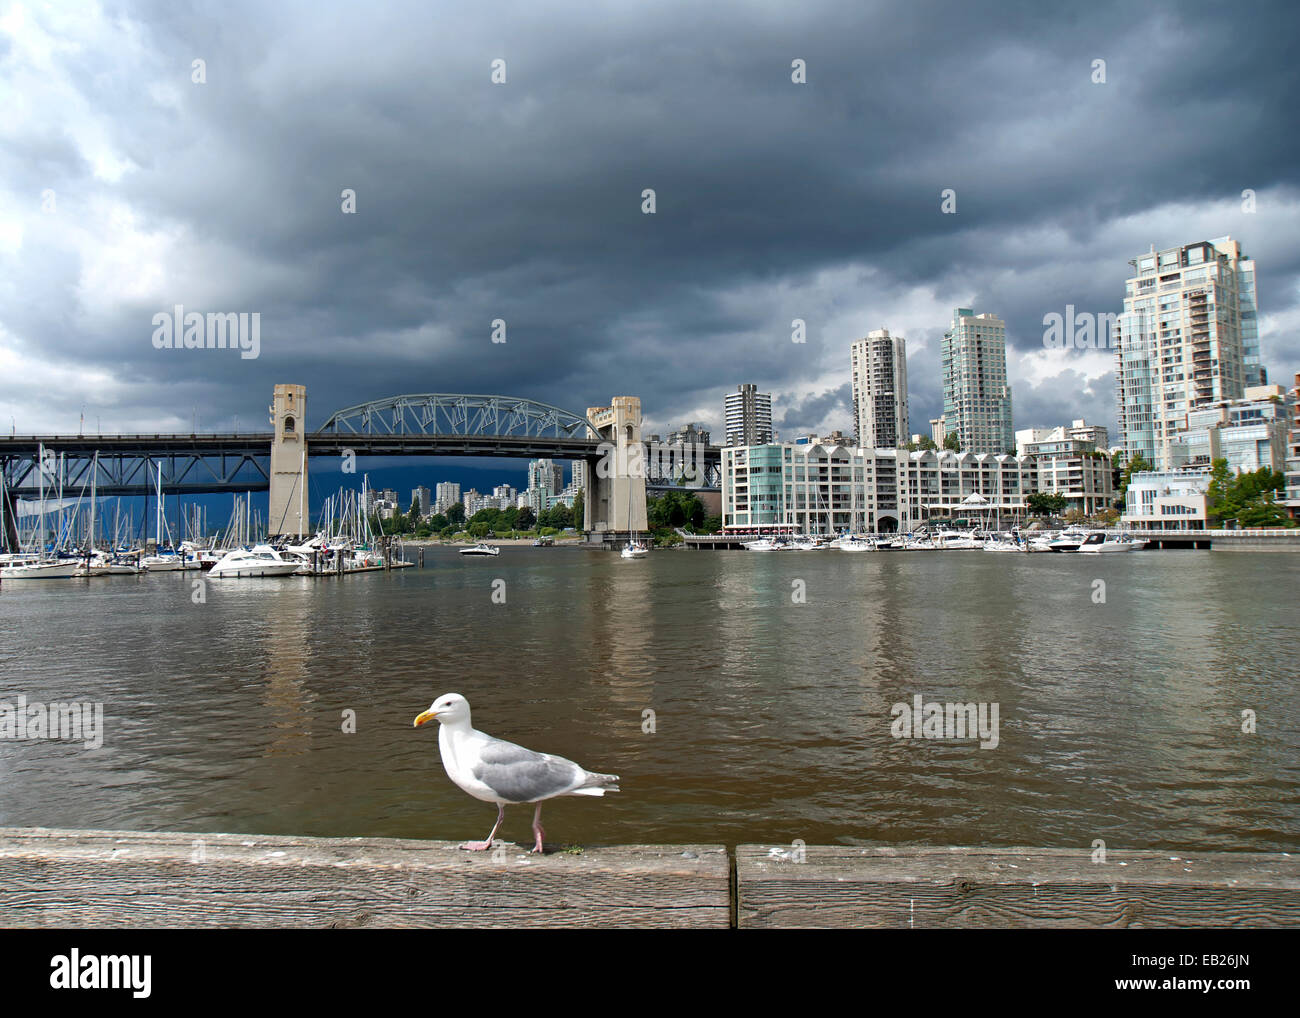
left=0, top=547, right=1297, bottom=852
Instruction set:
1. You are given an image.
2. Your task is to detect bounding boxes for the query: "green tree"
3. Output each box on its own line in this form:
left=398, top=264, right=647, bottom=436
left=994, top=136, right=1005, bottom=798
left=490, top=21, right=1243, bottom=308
left=428, top=513, right=448, bottom=532
left=1027, top=491, right=1067, bottom=516
left=445, top=503, right=466, bottom=527
left=516, top=506, right=536, bottom=531
left=1115, top=452, right=1153, bottom=509
left=943, top=432, right=961, bottom=452
left=573, top=489, right=584, bottom=531
left=408, top=494, right=421, bottom=521
left=918, top=435, right=937, bottom=451
left=1205, top=458, right=1234, bottom=526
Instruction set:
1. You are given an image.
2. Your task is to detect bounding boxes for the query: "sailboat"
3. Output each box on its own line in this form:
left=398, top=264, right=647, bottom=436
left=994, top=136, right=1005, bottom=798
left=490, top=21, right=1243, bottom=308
left=620, top=494, right=648, bottom=558
left=0, top=444, right=81, bottom=579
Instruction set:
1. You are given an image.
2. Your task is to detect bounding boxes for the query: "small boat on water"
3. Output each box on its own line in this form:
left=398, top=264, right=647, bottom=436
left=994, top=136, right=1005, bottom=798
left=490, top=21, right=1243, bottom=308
left=620, top=540, right=649, bottom=559
left=532, top=536, right=554, bottom=547
left=743, top=538, right=786, bottom=551
left=1078, top=533, right=1146, bottom=553
left=0, top=555, right=82, bottom=580
left=1047, top=528, right=1092, bottom=552
left=460, top=543, right=500, bottom=556
left=209, top=545, right=305, bottom=577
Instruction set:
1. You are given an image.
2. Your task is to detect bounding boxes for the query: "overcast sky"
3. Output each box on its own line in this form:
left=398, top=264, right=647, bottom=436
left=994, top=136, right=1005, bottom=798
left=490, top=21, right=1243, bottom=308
left=3, top=0, right=1298, bottom=450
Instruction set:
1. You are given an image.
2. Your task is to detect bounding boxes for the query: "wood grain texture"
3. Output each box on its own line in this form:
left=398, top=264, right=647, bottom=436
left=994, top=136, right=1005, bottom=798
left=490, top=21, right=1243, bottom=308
left=735, top=845, right=1300, bottom=929
left=0, top=827, right=729, bottom=929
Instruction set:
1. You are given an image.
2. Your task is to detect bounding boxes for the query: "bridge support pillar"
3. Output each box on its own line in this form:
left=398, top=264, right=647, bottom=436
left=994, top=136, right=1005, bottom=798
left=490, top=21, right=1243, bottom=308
left=268, top=384, right=309, bottom=538
left=584, top=397, right=648, bottom=547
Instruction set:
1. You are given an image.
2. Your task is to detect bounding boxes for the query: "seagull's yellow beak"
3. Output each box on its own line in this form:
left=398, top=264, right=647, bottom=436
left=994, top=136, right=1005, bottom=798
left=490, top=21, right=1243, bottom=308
left=413, top=710, right=438, bottom=728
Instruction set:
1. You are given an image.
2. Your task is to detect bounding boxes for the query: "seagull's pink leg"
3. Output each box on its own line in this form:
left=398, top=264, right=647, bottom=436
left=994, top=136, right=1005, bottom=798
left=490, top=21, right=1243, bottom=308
left=461, top=803, right=505, bottom=851
left=531, top=803, right=545, bottom=854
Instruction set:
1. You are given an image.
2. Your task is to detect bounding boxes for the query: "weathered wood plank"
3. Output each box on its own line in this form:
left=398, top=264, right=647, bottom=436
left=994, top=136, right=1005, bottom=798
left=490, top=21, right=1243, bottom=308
left=0, top=828, right=730, bottom=928
left=736, top=845, right=1300, bottom=928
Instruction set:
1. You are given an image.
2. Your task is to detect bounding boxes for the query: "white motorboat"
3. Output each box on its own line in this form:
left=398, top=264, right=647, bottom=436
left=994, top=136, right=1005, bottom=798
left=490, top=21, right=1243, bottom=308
left=1047, top=528, right=1092, bottom=552
left=460, top=543, right=500, bottom=556
left=836, top=536, right=874, bottom=552
left=933, top=531, right=982, bottom=550
left=620, top=541, right=649, bottom=559
left=142, top=549, right=200, bottom=571
left=1079, top=533, right=1144, bottom=553
left=743, top=538, right=785, bottom=551
left=208, top=545, right=305, bottom=577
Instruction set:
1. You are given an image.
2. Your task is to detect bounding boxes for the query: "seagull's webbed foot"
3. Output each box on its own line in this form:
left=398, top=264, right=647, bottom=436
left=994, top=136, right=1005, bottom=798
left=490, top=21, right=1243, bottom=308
left=461, top=803, right=506, bottom=852
left=530, top=803, right=545, bottom=854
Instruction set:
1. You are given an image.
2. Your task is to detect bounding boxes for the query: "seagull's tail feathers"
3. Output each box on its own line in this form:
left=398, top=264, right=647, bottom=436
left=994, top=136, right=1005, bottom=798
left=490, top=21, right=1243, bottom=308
left=572, top=771, right=620, bottom=796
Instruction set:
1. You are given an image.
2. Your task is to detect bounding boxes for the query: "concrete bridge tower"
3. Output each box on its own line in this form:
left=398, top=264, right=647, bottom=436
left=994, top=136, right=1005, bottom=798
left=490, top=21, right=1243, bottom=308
left=267, top=383, right=309, bottom=537
left=584, top=396, right=648, bottom=547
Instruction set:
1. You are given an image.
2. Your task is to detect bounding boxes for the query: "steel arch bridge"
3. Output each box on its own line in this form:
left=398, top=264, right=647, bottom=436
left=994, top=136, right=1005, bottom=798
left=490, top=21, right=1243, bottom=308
left=319, top=394, right=600, bottom=441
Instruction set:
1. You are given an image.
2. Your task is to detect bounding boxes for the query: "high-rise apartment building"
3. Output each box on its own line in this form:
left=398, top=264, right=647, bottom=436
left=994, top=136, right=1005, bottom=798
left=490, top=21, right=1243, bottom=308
left=724, top=384, right=773, bottom=446
left=526, top=459, right=563, bottom=496
left=850, top=328, right=909, bottom=449
left=940, top=308, right=1013, bottom=454
left=410, top=486, right=431, bottom=517
left=434, top=481, right=461, bottom=514
left=1116, top=237, right=1260, bottom=469
left=570, top=460, right=587, bottom=494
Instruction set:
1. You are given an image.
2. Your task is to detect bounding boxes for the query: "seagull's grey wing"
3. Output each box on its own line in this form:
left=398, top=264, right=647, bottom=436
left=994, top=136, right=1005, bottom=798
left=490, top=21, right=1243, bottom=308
left=472, top=738, right=585, bottom=803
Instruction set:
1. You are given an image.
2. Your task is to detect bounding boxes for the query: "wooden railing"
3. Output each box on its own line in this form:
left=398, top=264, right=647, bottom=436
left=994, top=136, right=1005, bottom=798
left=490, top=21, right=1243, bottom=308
left=2, top=828, right=1296, bottom=928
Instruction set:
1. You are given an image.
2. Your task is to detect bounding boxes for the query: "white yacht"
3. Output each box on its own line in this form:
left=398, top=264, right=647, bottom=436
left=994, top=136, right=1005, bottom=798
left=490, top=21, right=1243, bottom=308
left=743, top=538, right=785, bottom=551
left=0, top=555, right=82, bottom=580
left=933, top=531, right=982, bottom=550
left=208, top=545, right=305, bottom=577
left=1047, top=528, right=1092, bottom=552
left=1079, top=533, right=1145, bottom=553
left=620, top=540, right=649, bottom=559
left=460, top=543, right=500, bottom=556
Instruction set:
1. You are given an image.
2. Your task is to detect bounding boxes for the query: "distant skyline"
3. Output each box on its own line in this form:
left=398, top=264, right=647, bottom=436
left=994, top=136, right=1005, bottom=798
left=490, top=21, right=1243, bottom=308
left=3, top=0, right=1299, bottom=450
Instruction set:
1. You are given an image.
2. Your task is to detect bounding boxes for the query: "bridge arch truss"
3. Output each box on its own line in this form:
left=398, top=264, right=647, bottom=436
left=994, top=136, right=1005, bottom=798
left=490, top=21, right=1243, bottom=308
left=319, top=394, right=600, bottom=441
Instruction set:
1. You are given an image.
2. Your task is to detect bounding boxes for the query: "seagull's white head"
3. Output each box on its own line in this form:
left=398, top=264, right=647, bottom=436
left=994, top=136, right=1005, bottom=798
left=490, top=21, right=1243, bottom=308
left=414, top=693, right=470, bottom=728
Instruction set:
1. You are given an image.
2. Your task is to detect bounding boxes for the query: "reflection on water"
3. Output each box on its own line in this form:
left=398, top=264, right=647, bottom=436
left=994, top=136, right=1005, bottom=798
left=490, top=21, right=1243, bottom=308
left=0, top=548, right=1296, bottom=852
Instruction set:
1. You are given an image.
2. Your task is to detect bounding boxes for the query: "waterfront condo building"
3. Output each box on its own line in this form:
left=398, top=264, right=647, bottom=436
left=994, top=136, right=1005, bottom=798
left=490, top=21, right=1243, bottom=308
left=940, top=309, right=1014, bottom=454
left=850, top=329, right=909, bottom=448
left=1169, top=384, right=1292, bottom=476
left=1121, top=469, right=1211, bottom=530
left=1116, top=237, right=1260, bottom=470
left=722, top=442, right=1035, bottom=533
left=1015, top=419, right=1109, bottom=457
left=724, top=384, right=774, bottom=446
left=410, top=486, right=431, bottom=517
left=1020, top=437, right=1114, bottom=516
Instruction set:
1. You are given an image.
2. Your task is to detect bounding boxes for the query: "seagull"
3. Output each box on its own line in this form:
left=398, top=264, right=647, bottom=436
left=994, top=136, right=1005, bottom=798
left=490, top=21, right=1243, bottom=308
left=413, top=693, right=619, bottom=853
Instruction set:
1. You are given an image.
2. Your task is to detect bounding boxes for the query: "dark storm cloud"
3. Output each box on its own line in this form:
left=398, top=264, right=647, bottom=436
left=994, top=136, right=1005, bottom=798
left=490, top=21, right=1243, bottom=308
left=2, top=0, right=1298, bottom=441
